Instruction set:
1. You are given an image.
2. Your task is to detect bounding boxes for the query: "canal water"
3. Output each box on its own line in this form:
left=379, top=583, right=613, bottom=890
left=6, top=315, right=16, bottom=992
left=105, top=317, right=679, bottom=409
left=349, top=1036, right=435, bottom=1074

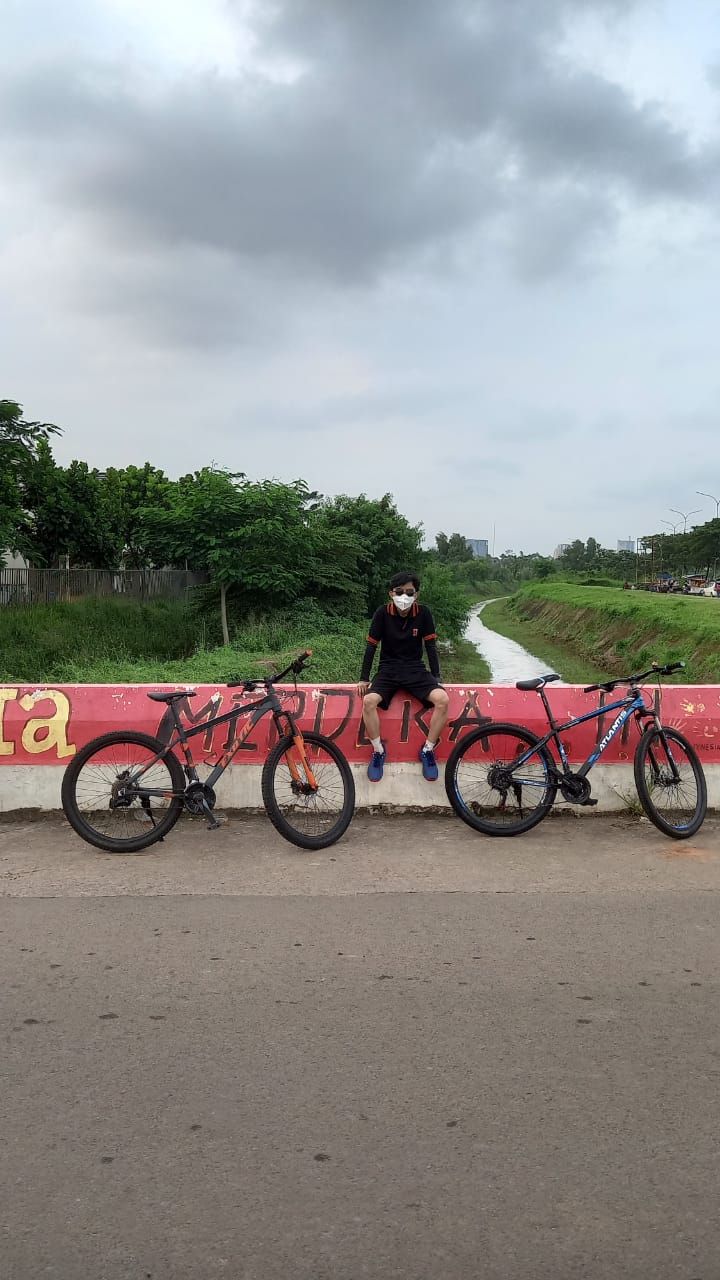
left=464, top=600, right=566, bottom=685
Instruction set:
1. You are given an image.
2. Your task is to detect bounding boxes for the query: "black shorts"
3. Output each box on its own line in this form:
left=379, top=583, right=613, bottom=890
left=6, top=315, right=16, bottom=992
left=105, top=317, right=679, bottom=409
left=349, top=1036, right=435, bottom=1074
left=369, top=663, right=442, bottom=711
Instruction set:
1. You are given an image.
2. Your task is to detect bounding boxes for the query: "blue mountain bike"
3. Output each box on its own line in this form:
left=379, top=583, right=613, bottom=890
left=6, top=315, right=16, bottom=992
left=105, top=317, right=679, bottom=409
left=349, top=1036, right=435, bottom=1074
left=445, top=661, right=706, bottom=839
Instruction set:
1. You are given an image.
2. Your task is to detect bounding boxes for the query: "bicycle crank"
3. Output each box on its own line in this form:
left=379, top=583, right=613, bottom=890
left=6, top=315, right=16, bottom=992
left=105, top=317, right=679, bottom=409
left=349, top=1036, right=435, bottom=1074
left=184, top=782, right=221, bottom=829
left=559, top=773, right=598, bottom=806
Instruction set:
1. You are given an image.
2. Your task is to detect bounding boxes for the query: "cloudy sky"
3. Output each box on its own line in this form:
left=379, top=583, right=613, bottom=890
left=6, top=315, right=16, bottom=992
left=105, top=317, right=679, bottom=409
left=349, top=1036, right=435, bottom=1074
left=1, top=0, right=719, bottom=554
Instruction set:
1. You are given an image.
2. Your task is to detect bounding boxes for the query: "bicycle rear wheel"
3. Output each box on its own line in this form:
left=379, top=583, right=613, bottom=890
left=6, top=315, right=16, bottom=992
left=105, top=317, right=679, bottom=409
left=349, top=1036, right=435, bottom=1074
left=634, top=725, right=706, bottom=839
left=445, top=722, right=557, bottom=836
left=61, top=731, right=185, bottom=853
left=261, top=731, right=355, bottom=849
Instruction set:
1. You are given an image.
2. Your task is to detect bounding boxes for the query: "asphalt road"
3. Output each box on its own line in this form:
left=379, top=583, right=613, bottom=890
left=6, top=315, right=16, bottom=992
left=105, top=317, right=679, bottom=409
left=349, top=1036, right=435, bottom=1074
left=2, top=812, right=720, bottom=1280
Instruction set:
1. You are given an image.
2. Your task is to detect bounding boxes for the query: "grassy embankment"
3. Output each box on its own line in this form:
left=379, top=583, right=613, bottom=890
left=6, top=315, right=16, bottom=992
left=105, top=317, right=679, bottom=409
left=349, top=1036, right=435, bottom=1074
left=0, top=598, right=490, bottom=684
left=482, top=581, right=720, bottom=684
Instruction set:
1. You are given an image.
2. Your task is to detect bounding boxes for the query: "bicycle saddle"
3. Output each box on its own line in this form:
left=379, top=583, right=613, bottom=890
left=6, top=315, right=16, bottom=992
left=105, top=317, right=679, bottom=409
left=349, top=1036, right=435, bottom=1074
left=146, top=690, right=197, bottom=703
left=515, top=674, right=561, bottom=691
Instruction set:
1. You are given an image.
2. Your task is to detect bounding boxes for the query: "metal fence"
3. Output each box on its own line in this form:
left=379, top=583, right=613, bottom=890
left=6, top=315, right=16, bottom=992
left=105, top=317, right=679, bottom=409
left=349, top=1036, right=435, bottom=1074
left=0, top=568, right=209, bottom=607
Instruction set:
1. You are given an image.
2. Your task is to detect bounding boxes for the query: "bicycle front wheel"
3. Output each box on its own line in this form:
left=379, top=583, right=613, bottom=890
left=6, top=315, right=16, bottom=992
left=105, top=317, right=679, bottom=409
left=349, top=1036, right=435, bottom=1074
left=61, top=731, right=185, bottom=853
left=445, top=722, right=557, bottom=836
left=634, top=726, right=707, bottom=839
left=261, top=731, right=355, bottom=849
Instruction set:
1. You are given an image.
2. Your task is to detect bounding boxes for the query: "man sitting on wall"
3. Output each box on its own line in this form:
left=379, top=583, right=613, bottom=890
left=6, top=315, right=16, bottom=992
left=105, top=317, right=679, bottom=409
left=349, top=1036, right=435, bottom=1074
left=357, top=571, right=449, bottom=783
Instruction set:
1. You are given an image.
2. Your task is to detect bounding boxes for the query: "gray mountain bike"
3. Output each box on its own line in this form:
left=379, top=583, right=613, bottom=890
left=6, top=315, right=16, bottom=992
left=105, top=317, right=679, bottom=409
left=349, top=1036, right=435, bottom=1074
left=62, top=651, right=355, bottom=853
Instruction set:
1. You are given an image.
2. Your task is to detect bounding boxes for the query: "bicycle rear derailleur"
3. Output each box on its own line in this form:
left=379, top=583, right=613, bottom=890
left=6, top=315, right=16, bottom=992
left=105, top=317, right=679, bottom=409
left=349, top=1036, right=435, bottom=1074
left=184, top=781, right=221, bottom=829
left=559, top=772, right=598, bottom=807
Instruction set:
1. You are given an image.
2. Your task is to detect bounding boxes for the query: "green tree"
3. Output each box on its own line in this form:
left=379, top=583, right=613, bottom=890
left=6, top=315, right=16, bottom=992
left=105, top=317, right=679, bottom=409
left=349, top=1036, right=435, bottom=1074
left=585, top=537, right=601, bottom=566
left=446, top=532, right=473, bottom=563
left=23, top=450, right=122, bottom=568
left=418, top=561, right=471, bottom=638
left=102, top=464, right=176, bottom=568
left=560, top=540, right=588, bottom=571
left=452, top=555, right=491, bottom=590
left=312, top=493, right=423, bottom=614
left=0, top=400, right=61, bottom=558
left=690, top=518, right=720, bottom=580
left=435, top=531, right=478, bottom=565
left=140, top=469, right=363, bottom=644
left=531, top=556, right=555, bottom=580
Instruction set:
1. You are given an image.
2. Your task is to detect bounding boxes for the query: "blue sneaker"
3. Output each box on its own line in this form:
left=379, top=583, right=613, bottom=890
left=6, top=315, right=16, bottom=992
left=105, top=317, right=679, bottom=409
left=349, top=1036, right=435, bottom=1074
left=368, top=743, right=387, bottom=782
left=419, top=747, right=438, bottom=782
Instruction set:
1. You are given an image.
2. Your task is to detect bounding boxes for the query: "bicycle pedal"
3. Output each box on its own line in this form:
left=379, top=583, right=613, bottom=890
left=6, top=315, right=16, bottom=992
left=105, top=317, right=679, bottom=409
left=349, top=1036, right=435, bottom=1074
left=579, top=798, right=598, bottom=807
left=200, top=801, right=221, bottom=829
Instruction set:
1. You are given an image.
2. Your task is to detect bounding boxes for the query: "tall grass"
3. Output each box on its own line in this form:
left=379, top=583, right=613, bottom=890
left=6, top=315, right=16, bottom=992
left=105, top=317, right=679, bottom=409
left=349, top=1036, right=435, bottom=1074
left=0, top=598, right=201, bottom=682
left=0, top=586, right=477, bottom=685
left=0, top=598, right=368, bottom=684
left=488, top=581, right=720, bottom=683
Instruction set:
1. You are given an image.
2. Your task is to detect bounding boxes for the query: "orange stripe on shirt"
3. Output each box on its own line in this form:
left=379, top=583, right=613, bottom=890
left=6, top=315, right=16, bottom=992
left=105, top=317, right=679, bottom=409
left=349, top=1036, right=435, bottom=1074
left=367, top=635, right=379, bottom=645
left=424, top=632, right=438, bottom=641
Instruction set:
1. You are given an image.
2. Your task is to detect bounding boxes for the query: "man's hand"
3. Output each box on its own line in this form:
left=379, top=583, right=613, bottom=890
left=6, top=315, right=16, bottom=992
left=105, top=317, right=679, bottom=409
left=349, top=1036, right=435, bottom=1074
left=357, top=681, right=370, bottom=697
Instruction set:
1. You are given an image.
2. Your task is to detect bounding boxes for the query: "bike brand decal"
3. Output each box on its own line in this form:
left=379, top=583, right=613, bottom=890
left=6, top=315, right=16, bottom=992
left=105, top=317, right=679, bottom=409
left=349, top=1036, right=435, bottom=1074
left=596, top=709, right=628, bottom=755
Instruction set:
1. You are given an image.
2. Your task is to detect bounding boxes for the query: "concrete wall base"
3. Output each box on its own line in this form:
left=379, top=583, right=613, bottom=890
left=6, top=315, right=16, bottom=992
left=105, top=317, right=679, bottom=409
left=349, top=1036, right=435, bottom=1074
left=2, top=763, right=719, bottom=815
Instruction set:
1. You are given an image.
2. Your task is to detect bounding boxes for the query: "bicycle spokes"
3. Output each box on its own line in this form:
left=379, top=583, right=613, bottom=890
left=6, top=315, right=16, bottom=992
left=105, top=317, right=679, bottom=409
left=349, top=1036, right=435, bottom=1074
left=265, top=735, right=349, bottom=842
left=67, top=738, right=180, bottom=846
left=454, top=730, right=552, bottom=830
left=633, top=725, right=706, bottom=838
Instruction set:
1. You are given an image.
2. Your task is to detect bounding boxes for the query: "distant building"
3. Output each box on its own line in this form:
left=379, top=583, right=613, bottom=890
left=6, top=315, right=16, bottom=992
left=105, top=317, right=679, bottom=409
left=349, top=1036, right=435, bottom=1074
left=553, top=544, right=569, bottom=560
left=465, top=538, right=489, bottom=558
left=617, top=539, right=635, bottom=553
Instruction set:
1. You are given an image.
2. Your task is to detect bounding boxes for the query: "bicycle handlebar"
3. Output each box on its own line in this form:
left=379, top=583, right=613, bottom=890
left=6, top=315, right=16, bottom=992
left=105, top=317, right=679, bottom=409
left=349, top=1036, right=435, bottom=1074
left=583, top=661, right=685, bottom=694
left=226, top=650, right=313, bottom=691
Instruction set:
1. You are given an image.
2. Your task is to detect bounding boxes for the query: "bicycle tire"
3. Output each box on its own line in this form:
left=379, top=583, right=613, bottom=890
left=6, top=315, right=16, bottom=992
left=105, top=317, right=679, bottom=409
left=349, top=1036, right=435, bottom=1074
left=445, top=722, right=557, bottom=836
left=634, top=725, right=707, bottom=839
left=261, top=731, right=355, bottom=849
left=61, top=731, right=185, bottom=853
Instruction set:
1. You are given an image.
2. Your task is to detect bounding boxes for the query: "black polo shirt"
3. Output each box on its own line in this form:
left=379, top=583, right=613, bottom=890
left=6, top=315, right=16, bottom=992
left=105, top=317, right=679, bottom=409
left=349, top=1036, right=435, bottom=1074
left=360, top=602, right=440, bottom=679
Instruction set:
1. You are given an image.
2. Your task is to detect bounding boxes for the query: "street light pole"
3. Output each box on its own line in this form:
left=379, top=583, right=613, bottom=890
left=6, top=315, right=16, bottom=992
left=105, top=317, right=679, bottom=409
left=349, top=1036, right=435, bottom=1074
left=661, top=520, right=681, bottom=535
left=670, top=507, right=701, bottom=534
left=696, top=492, right=720, bottom=581
left=696, top=490, right=720, bottom=519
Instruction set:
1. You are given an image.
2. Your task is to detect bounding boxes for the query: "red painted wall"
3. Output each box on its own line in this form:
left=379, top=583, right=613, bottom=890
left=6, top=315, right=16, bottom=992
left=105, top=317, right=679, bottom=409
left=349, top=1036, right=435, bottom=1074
left=1, top=684, right=719, bottom=767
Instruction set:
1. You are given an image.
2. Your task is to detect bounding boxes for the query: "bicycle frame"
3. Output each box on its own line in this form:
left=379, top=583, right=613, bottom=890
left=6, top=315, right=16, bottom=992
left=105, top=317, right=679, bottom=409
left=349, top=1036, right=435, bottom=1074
left=512, top=688, right=657, bottom=784
left=128, top=685, right=318, bottom=798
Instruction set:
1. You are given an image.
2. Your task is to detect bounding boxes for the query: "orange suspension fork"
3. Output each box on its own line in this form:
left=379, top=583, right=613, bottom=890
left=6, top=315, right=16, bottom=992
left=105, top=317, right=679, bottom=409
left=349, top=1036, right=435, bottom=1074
left=288, top=732, right=318, bottom=790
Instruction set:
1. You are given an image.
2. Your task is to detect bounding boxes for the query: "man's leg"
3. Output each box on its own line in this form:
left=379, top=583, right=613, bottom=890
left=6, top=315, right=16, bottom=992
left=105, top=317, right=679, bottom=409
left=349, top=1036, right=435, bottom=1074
left=363, top=691, right=387, bottom=782
left=418, top=687, right=450, bottom=781
left=362, top=691, right=384, bottom=744
left=426, top=687, right=450, bottom=746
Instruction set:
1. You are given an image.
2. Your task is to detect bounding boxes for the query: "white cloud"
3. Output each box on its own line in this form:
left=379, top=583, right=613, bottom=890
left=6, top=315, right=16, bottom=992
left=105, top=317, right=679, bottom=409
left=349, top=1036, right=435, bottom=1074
left=1, top=0, right=720, bottom=553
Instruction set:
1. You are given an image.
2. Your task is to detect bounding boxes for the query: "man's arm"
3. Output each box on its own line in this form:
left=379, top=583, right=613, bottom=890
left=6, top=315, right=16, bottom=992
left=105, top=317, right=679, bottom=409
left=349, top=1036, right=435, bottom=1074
left=359, top=609, right=384, bottom=685
left=423, top=609, right=441, bottom=679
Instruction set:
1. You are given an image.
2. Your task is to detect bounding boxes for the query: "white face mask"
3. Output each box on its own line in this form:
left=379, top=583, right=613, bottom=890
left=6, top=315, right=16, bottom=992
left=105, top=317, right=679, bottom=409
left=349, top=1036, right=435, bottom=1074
left=393, top=592, right=415, bottom=610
